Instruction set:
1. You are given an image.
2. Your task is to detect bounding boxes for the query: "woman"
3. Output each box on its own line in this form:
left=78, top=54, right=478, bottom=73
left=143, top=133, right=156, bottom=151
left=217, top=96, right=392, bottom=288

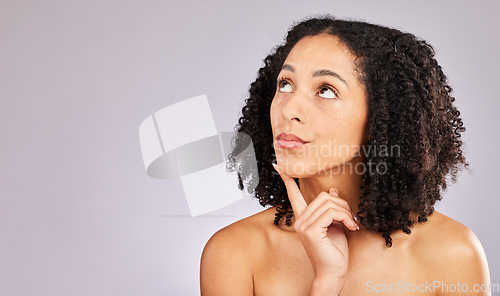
left=200, top=15, right=491, bottom=295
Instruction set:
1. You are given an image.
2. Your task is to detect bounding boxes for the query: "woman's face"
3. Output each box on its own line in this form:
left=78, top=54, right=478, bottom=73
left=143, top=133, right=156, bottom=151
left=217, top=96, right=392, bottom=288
left=270, top=34, right=369, bottom=178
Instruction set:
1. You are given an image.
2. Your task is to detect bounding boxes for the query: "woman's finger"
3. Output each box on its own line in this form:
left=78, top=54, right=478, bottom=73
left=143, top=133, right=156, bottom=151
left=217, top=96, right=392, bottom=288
left=272, top=162, right=307, bottom=217
left=304, top=207, right=355, bottom=246
left=328, top=188, right=355, bottom=216
left=308, top=209, right=350, bottom=260
left=295, top=190, right=353, bottom=226
left=297, top=199, right=358, bottom=232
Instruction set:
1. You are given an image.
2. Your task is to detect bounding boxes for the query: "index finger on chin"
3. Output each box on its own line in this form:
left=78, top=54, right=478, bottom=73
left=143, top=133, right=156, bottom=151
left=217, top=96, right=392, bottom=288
left=272, top=162, right=307, bottom=217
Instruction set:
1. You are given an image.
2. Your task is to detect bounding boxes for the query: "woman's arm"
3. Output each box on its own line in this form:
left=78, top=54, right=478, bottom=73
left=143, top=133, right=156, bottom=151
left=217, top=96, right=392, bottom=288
left=200, top=226, right=254, bottom=296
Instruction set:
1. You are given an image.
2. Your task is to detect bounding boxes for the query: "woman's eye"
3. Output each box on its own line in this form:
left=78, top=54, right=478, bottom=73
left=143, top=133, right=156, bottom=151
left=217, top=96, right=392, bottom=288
left=318, top=86, right=337, bottom=99
left=278, top=80, right=293, bottom=93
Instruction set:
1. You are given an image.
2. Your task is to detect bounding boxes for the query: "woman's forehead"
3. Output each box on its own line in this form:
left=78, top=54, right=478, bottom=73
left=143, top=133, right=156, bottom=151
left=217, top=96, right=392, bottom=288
left=282, top=35, right=359, bottom=83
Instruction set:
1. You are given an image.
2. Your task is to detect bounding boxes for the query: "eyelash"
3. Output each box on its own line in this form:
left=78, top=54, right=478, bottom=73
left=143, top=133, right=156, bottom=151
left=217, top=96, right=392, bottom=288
left=277, top=77, right=340, bottom=99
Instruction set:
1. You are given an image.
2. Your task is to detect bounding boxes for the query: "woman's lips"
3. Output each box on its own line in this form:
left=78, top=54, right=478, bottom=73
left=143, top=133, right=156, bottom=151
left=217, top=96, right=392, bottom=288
left=276, top=132, right=308, bottom=149
left=277, top=139, right=307, bottom=149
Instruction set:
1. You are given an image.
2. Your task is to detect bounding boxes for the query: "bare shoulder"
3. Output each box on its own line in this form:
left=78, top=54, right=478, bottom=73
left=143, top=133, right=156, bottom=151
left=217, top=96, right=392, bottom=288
left=412, top=211, right=491, bottom=294
left=200, top=207, right=275, bottom=295
left=203, top=206, right=275, bottom=250
left=414, top=211, right=486, bottom=259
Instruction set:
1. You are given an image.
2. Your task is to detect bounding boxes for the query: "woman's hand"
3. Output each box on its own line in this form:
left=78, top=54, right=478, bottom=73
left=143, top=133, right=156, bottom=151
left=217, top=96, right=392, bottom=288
left=272, top=162, right=358, bottom=288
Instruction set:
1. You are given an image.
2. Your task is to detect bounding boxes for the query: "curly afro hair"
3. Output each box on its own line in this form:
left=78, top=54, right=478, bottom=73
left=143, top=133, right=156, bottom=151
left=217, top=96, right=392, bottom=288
left=226, top=15, right=468, bottom=247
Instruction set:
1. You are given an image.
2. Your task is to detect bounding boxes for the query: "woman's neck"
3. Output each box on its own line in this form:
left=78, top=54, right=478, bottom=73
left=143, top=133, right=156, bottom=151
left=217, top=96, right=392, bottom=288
left=298, top=155, right=365, bottom=216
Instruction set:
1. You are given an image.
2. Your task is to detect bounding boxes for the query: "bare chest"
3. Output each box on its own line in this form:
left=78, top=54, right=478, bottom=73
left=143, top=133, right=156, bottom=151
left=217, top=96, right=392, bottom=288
left=252, top=236, right=436, bottom=296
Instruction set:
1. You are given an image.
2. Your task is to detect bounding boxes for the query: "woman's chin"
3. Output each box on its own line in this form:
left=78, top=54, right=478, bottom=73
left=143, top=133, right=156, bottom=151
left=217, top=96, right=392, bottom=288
left=274, top=161, right=318, bottom=178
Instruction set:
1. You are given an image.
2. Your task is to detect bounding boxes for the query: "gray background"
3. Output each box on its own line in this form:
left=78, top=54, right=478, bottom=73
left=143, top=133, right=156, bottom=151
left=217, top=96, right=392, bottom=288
left=0, top=0, right=498, bottom=295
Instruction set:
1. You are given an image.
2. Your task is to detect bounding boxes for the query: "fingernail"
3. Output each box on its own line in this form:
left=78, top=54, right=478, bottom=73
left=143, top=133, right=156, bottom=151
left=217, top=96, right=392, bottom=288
left=272, top=163, right=280, bottom=174
left=350, top=220, right=359, bottom=231
left=329, top=188, right=339, bottom=196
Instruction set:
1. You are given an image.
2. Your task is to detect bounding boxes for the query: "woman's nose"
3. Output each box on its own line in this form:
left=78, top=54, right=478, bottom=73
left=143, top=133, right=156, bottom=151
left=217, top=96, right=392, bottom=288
left=281, top=91, right=308, bottom=124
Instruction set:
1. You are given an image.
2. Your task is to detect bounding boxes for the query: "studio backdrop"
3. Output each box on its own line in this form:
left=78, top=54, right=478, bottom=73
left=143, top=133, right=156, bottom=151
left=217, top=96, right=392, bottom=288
left=0, top=0, right=498, bottom=295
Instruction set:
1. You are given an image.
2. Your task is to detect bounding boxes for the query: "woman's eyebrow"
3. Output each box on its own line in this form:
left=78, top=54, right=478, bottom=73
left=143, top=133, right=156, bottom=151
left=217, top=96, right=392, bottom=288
left=281, top=64, right=349, bottom=88
left=281, top=64, right=295, bottom=73
left=313, top=69, right=348, bottom=88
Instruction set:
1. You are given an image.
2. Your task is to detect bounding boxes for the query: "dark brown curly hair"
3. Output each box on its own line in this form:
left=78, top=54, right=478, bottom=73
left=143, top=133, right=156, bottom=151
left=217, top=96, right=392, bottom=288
left=226, top=15, right=468, bottom=247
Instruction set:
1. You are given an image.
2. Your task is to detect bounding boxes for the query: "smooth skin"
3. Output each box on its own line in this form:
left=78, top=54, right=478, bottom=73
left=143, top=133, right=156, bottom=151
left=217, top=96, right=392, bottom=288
left=273, top=163, right=353, bottom=295
left=200, top=34, right=491, bottom=295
